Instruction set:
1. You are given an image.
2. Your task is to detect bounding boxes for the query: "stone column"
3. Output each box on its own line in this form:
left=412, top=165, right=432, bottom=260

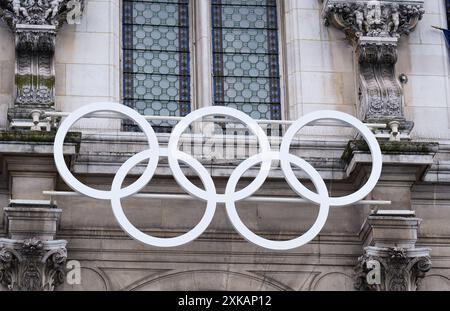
left=355, top=210, right=431, bottom=291
left=321, top=0, right=425, bottom=138
left=0, top=199, right=66, bottom=291
left=282, top=0, right=304, bottom=120
left=0, top=0, right=84, bottom=129
left=193, top=0, right=213, bottom=109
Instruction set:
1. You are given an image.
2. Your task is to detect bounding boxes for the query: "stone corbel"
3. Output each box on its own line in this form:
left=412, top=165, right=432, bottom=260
left=0, top=238, right=67, bottom=291
left=0, top=0, right=85, bottom=129
left=321, top=0, right=425, bottom=137
left=355, top=210, right=431, bottom=291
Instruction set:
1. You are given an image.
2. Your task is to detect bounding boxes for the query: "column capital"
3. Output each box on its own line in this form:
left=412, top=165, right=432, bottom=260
left=322, top=0, right=425, bottom=42
left=355, top=246, right=431, bottom=291
left=0, top=0, right=84, bottom=29
left=1, top=199, right=67, bottom=291
left=355, top=210, right=431, bottom=291
left=0, top=238, right=67, bottom=291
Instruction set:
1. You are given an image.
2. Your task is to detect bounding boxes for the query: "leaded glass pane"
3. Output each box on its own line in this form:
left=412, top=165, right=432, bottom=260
left=123, top=0, right=191, bottom=131
left=212, top=0, right=281, bottom=120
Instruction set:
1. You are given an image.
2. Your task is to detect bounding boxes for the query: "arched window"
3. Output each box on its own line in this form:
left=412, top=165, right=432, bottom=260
left=211, top=0, right=282, bottom=120
left=122, top=0, right=191, bottom=131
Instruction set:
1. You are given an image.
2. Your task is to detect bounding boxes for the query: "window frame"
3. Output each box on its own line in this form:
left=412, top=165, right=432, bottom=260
left=119, top=0, right=288, bottom=124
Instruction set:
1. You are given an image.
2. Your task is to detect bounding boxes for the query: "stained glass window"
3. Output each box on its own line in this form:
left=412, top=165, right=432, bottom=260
left=122, top=0, right=191, bottom=131
left=212, top=0, right=282, bottom=120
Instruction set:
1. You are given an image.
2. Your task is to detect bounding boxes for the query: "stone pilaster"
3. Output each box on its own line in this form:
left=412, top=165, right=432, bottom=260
left=0, top=0, right=84, bottom=129
left=321, top=0, right=425, bottom=137
left=0, top=152, right=74, bottom=291
left=355, top=210, right=431, bottom=291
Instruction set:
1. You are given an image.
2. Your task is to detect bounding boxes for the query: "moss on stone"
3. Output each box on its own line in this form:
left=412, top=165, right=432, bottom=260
left=341, top=140, right=439, bottom=163
left=15, top=74, right=55, bottom=90
left=0, top=130, right=81, bottom=144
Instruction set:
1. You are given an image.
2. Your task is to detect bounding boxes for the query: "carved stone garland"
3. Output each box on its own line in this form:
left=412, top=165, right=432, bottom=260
left=0, top=0, right=84, bottom=126
left=0, top=238, right=67, bottom=291
left=322, top=0, right=425, bottom=132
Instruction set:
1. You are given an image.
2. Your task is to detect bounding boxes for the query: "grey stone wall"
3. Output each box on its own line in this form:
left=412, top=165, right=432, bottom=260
left=0, top=0, right=450, bottom=291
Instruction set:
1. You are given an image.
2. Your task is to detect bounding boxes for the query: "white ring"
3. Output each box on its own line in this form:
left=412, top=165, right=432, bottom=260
left=111, top=149, right=217, bottom=247
left=225, top=152, right=330, bottom=250
left=53, top=104, right=382, bottom=250
left=54, top=102, right=160, bottom=200
left=280, top=110, right=382, bottom=207
left=168, top=106, right=272, bottom=203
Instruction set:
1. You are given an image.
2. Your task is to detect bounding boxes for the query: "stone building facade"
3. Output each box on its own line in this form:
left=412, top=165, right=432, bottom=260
left=0, top=0, right=449, bottom=291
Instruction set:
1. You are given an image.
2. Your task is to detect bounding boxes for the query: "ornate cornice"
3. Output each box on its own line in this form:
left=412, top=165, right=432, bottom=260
left=322, top=0, right=425, bottom=42
left=0, top=238, right=67, bottom=291
left=0, top=0, right=84, bottom=29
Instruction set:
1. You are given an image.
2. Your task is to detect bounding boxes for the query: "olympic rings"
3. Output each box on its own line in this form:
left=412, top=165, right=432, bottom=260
left=168, top=106, right=272, bottom=204
left=54, top=103, right=160, bottom=200
left=280, top=110, right=382, bottom=207
left=225, top=152, right=330, bottom=250
left=54, top=103, right=383, bottom=250
left=111, top=149, right=217, bottom=247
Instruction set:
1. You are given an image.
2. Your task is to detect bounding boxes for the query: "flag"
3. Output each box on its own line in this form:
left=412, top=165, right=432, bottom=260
left=432, top=26, right=450, bottom=48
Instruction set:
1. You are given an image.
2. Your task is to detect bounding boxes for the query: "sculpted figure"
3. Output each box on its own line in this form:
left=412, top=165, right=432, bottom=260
left=390, top=5, right=400, bottom=33
left=11, top=0, right=29, bottom=19
left=355, top=10, right=364, bottom=33
left=366, top=1, right=382, bottom=28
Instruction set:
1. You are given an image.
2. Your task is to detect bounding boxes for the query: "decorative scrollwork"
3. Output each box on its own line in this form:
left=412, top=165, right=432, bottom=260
left=323, top=0, right=424, bottom=40
left=0, top=238, right=67, bottom=291
left=322, top=0, right=424, bottom=128
left=0, top=0, right=84, bottom=28
left=355, top=246, right=432, bottom=291
left=0, top=0, right=85, bottom=123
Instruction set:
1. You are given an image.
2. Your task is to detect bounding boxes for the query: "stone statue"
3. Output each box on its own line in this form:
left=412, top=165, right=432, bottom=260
left=390, top=5, right=400, bottom=33
left=355, top=9, right=364, bottom=33
left=365, top=1, right=383, bottom=33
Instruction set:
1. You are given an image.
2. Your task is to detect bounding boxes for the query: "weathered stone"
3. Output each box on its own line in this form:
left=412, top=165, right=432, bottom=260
left=0, top=238, right=67, bottom=291
left=355, top=210, right=431, bottom=291
left=0, top=0, right=85, bottom=129
left=321, top=0, right=425, bottom=132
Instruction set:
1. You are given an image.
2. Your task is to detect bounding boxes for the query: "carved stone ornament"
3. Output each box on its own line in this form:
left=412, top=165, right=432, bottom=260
left=0, top=238, right=67, bottom=291
left=0, top=0, right=85, bottom=125
left=321, top=0, right=425, bottom=128
left=0, top=0, right=84, bottom=28
left=355, top=246, right=431, bottom=291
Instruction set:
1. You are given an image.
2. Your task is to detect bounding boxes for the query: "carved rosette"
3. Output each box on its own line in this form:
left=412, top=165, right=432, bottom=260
left=322, top=0, right=425, bottom=127
left=355, top=246, right=432, bottom=291
left=0, top=238, right=67, bottom=291
left=0, top=0, right=84, bottom=123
